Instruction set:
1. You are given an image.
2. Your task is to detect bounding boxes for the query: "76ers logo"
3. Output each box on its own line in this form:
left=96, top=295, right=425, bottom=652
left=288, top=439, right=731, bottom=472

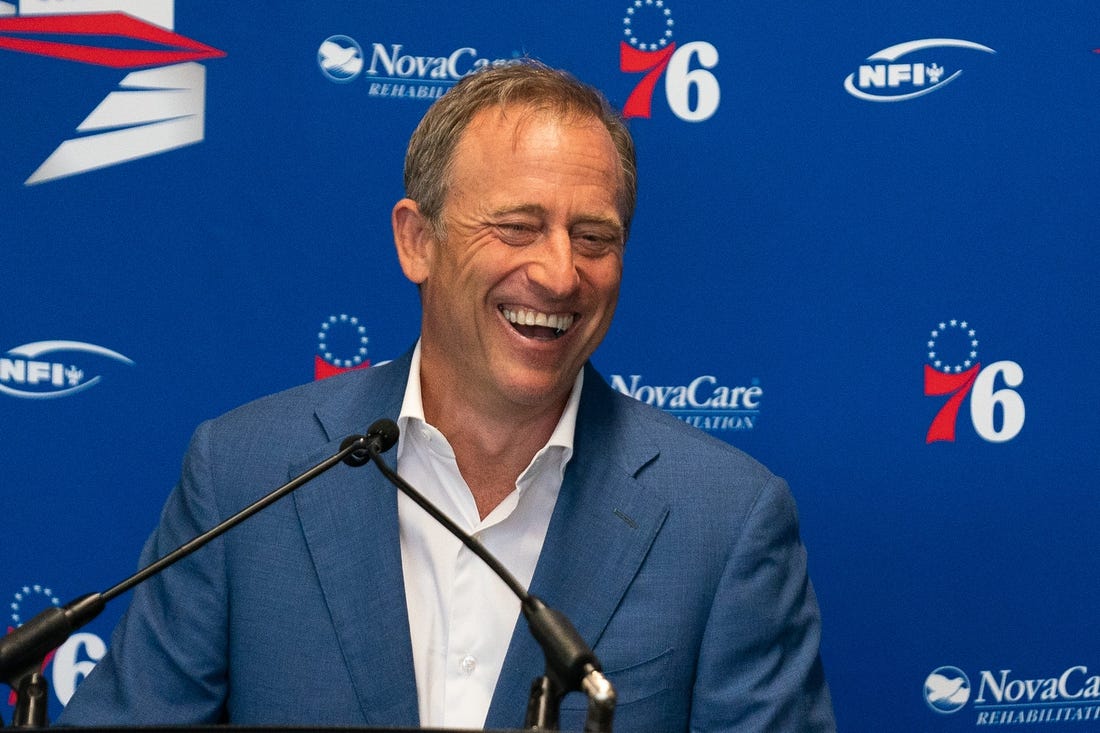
left=618, top=1, right=719, bottom=121
left=924, top=320, right=1025, bottom=443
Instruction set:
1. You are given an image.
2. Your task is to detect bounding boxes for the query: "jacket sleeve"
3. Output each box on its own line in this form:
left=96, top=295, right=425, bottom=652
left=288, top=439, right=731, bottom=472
left=57, top=420, right=230, bottom=725
left=689, top=474, right=835, bottom=732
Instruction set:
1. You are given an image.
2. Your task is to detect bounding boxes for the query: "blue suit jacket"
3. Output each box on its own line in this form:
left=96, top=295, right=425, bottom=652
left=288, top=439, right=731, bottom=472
left=59, top=353, right=834, bottom=731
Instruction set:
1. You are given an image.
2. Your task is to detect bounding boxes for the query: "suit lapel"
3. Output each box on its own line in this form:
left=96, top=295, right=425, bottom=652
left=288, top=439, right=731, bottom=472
left=289, top=355, right=420, bottom=727
left=485, top=367, right=669, bottom=729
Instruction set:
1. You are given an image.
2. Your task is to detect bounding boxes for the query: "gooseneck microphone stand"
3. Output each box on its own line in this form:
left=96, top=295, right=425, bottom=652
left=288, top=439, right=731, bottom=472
left=2, top=419, right=615, bottom=731
left=0, top=430, right=384, bottom=728
left=350, top=420, right=616, bottom=733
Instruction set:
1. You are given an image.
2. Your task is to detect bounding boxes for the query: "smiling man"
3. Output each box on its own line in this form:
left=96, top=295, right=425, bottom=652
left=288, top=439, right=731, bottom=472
left=392, top=90, right=628, bottom=520
left=59, top=62, right=835, bottom=731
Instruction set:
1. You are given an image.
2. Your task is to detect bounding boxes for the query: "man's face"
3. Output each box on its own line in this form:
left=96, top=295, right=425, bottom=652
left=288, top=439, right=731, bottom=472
left=406, top=105, right=626, bottom=419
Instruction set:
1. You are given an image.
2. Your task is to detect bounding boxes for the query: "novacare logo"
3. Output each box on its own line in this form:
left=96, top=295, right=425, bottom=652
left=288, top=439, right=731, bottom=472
left=610, top=373, right=761, bottom=431
left=366, top=43, right=511, bottom=81
left=363, top=43, right=517, bottom=100
left=320, top=36, right=517, bottom=100
left=925, top=664, right=1100, bottom=725
left=976, top=668, right=1100, bottom=705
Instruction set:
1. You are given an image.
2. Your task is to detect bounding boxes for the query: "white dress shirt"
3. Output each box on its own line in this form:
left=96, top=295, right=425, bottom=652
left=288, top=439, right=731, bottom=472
left=395, top=342, right=583, bottom=729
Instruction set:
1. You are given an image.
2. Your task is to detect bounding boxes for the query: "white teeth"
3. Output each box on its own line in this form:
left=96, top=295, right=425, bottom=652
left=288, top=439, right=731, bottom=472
left=552, top=313, right=574, bottom=331
left=503, top=307, right=575, bottom=333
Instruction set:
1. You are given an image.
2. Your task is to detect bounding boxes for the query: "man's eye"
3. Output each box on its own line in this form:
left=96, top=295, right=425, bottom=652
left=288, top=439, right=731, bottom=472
left=495, top=223, right=540, bottom=245
left=573, top=232, right=622, bottom=257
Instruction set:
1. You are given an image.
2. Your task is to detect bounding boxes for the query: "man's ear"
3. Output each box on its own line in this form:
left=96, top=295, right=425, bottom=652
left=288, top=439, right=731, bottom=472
left=392, top=198, right=434, bottom=284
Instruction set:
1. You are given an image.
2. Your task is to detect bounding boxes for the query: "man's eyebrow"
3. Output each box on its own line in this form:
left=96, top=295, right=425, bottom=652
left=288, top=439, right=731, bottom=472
left=572, top=214, right=625, bottom=232
left=488, top=204, right=546, bottom=218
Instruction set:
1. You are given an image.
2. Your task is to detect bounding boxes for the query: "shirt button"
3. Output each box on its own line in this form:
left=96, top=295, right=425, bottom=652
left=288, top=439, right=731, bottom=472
left=460, top=655, right=477, bottom=675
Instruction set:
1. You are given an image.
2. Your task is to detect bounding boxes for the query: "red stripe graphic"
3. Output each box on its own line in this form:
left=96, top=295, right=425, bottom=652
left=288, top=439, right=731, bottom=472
left=0, top=12, right=225, bottom=68
left=314, top=355, right=371, bottom=381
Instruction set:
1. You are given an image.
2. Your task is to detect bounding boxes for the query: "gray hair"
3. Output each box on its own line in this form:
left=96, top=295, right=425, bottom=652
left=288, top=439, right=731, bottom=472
left=403, top=60, right=637, bottom=240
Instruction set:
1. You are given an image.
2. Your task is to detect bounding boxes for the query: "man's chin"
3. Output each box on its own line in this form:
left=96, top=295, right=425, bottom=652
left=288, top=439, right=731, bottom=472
left=495, top=371, right=576, bottom=411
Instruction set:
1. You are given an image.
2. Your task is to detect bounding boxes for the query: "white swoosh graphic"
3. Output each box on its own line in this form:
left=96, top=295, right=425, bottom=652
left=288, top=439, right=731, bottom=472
left=7, top=340, right=134, bottom=365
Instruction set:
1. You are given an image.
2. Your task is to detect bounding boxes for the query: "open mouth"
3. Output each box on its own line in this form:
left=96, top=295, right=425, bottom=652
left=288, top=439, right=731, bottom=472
left=500, top=306, right=575, bottom=340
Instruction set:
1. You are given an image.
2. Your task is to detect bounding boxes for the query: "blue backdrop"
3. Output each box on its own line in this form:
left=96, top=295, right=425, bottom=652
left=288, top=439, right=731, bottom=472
left=3, top=1, right=1099, bottom=729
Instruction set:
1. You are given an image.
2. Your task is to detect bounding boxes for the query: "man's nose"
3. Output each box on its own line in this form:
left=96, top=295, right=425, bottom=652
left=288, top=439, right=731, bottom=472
left=526, top=229, right=581, bottom=297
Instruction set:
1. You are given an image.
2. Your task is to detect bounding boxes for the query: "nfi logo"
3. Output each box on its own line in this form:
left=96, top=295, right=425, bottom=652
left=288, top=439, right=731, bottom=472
left=844, top=38, right=995, bottom=102
left=0, top=341, right=134, bottom=399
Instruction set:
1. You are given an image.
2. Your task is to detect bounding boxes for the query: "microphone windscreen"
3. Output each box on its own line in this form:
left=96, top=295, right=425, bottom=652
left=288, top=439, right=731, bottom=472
left=367, top=418, right=400, bottom=453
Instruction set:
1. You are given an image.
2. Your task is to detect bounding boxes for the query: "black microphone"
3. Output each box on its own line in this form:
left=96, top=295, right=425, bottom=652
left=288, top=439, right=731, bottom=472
left=361, top=418, right=615, bottom=732
left=340, top=418, right=399, bottom=467
left=0, top=428, right=391, bottom=728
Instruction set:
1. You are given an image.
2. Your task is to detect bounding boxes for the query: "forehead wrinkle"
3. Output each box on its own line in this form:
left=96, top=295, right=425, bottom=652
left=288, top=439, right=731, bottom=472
left=499, top=103, right=592, bottom=150
left=450, top=106, right=626, bottom=237
left=495, top=104, right=627, bottom=196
